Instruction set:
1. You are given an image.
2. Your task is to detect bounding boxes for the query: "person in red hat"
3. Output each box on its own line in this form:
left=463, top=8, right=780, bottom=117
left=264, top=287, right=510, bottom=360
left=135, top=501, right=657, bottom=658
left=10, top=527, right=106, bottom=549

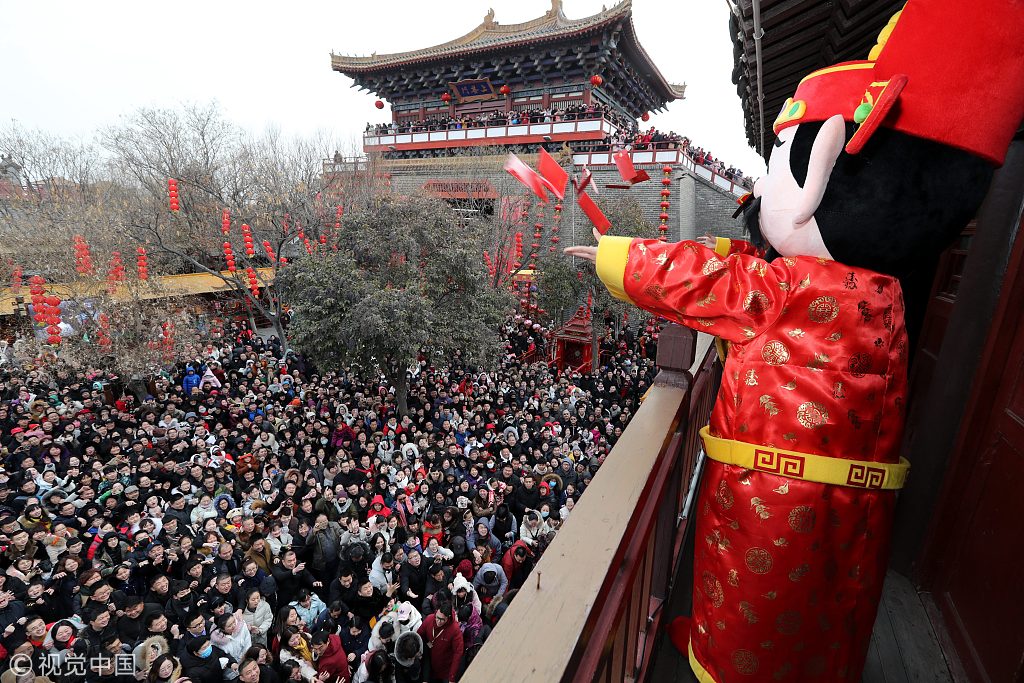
left=568, top=1, right=1024, bottom=680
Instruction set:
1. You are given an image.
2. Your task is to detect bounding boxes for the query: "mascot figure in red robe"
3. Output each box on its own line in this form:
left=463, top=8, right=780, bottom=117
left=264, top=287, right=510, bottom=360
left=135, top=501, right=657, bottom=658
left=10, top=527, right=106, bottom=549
left=567, top=1, right=1024, bottom=680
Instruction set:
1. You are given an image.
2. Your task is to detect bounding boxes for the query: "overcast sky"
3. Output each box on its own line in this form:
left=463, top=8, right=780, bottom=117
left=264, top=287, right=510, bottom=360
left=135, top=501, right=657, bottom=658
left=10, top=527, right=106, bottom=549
left=1, top=0, right=766, bottom=176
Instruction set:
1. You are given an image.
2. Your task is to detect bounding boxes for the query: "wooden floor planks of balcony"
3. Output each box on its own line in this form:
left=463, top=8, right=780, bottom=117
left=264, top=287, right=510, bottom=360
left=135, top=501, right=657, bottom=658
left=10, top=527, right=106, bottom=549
left=649, top=571, right=955, bottom=682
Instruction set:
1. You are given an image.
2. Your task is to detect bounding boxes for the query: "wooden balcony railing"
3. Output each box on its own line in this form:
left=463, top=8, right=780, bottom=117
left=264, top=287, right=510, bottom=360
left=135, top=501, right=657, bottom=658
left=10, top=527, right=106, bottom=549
left=362, top=117, right=618, bottom=153
left=463, top=326, right=721, bottom=683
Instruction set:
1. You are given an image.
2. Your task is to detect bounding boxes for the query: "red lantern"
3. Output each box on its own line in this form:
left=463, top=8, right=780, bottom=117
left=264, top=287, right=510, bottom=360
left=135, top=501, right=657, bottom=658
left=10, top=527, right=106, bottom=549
left=499, top=85, right=511, bottom=96
left=375, top=100, right=385, bottom=109
left=641, top=112, right=651, bottom=122
left=440, top=93, right=451, bottom=103
left=590, top=75, right=603, bottom=87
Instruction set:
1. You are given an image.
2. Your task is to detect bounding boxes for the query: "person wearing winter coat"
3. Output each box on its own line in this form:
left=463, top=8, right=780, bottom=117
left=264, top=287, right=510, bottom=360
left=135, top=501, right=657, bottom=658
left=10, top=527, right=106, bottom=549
left=518, top=510, right=552, bottom=549
left=241, top=588, right=273, bottom=648
left=416, top=601, right=463, bottom=683
left=312, top=630, right=352, bottom=683
left=465, top=520, right=501, bottom=557
left=368, top=552, right=399, bottom=593
left=451, top=573, right=482, bottom=618
left=367, top=601, right=422, bottom=653
left=472, top=563, right=507, bottom=600
left=289, top=589, right=327, bottom=630
left=179, top=636, right=229, bottom=683
left=210, top=609, right=253, bottom=664
left=500, top=540, right=534, bottom=591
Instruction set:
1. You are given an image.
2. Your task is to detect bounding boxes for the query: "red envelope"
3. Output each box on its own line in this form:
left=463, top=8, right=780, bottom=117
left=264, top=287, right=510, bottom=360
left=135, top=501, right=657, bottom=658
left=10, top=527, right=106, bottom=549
left=577, top=191, right=612, bottom=235
left=504, top=153, right=549, bottom=203
left=537, top=149, right=568, bottom=200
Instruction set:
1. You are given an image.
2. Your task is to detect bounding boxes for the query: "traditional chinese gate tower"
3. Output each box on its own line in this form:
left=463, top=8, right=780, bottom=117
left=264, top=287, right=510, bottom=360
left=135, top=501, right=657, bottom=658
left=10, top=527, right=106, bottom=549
left=328, top=0, right=749, bottom=244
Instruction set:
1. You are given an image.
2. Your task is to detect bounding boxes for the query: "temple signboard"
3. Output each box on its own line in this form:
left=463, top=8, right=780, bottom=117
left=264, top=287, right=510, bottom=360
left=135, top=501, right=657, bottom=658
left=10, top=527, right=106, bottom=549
left=449, top=79, right=497, bottom=103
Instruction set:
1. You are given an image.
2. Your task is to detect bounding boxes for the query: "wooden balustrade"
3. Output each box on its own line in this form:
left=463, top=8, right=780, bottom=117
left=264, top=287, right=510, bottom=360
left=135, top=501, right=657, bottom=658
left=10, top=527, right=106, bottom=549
left=462, top=327, right=720, bottom=683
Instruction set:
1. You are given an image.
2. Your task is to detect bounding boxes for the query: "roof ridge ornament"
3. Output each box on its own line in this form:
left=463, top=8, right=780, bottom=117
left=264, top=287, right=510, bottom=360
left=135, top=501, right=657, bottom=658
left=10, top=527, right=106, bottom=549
left=484, top=8, right=495, bottom=27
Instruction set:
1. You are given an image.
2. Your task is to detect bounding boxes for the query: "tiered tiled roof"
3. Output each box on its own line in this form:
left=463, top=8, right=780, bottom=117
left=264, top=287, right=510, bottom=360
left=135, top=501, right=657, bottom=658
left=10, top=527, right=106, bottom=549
left=331, top=0, right=684, bottom=101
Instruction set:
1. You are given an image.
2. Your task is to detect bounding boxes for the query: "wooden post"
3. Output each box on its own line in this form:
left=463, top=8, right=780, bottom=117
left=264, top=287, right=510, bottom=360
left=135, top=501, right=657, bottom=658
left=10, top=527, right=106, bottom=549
left=655, top=323, right=696, bottom=387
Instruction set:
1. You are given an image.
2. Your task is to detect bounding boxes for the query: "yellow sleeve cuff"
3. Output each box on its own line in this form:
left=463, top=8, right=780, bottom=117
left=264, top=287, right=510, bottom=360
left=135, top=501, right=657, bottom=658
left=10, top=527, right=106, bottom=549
left=595, top=235, right=635, bottom=303
left=714, top=237, right=732, bottom=258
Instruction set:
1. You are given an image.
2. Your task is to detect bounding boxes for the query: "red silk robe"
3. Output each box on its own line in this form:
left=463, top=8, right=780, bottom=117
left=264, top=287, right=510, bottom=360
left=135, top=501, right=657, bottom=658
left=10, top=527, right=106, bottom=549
left=596, top=236, right=908, bottom=682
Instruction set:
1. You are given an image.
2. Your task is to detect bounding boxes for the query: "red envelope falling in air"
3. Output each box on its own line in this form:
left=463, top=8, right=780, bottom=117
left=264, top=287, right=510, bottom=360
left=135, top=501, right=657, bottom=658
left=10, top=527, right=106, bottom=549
left=537, top=149, right=568, bottom=200
left=572, top=164, right=598, bottom=196
left=607, top=151, right=651, bottom=189
left=577, top=191, right=612, bottom=235
left=504, top=153, right=549, bottom=203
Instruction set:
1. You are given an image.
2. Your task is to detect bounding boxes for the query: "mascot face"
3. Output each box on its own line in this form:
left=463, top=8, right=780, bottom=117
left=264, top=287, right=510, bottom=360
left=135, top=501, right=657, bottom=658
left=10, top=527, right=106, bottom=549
left=753, top=114, right=847, bottom=260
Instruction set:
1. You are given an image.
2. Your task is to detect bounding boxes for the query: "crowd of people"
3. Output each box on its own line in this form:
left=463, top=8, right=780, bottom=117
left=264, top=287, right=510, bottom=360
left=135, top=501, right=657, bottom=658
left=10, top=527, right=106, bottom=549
left=364, top=103, right=627, bottom=137
left=364, top=105, right=755, bottom=186
left=0, top=315, right=659, bottom=682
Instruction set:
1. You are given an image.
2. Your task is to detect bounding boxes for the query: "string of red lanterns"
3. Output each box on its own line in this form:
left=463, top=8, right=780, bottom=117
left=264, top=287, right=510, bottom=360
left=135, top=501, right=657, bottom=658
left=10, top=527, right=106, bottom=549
left=29, top=276, right=62, bottom=346
left=659, top=165, right=672, bottom=241
left=136, top=247, right=149, bottom=281
left=223, top=241, right=236, bottom=273
left=10, top=266, right=22, bottom=295
left=241, top=224, right=255, bottom=257
left=549, top=203, right=562, bottom=252
left=246, top=266, right=260, bottom=297
left=262, top=240, right=277, bottom=263
left=221, top=209, right=231, bottom=235
left=106, top=252, right=126, bottom=294
left=167, top=178, right=179, bottom=212
left=73, top=235, right=94, bottom=275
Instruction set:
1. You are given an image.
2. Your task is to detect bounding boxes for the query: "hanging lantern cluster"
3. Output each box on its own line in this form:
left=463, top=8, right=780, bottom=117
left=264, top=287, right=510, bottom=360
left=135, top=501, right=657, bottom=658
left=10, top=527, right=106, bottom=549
left=245, top=266, right=259, bottom=297
left=513, top=231, right=523, bottom=270
left=529, top=204, right=544, bottom=270
left=30, top=277, right=62, bottom=345
left=549, top=203, right=563, bottom=251
left=223, top=241, right=237, bottom=272
left=335, top=205, right=343, bottom=231
left=262, top=240, right=277, bottom=263
left=106, top=252, right=126, bottom=293
left=241, top=224, right=255, bottom=257
left=159, top=321, right=175, bottom=360
left=659, top=166, right=672, bottom=241
left=590, top=74, right=604, bottom=87
left=96, top=313, right=112, bottom=348
left=136, top=247, right=149, bottom=281
left=10, top=266, right=22, bottom=295
left=298, top=226, right=313, bottom=255
left=221, top=209, right=231, bottom=235
left=483, top=251, right=496, bottom=279
left=282, top=213, right=291, bottom=236
left=73, top=235, right=94, bottom=275
left=167, top=178, right=180, bottom=212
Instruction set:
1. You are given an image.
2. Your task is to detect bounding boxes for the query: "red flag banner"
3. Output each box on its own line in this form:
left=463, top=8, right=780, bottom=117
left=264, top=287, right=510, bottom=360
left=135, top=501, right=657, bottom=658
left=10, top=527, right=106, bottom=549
left=537, top=149, right=568, bottom=200
left=504, top=154, right=549, bottom=203
left=577, top=191, right=612, bottom=235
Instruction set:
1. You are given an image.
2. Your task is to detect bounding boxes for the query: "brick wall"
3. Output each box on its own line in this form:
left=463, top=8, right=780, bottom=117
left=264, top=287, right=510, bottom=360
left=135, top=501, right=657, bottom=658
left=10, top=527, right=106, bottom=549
left=384, top=157, right=747, bottom=246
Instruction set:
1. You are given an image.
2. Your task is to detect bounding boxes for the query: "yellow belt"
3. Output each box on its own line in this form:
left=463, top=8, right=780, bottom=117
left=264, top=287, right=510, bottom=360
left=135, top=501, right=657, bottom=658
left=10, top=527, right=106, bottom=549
left=700, top=426, right=910, bottom=490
